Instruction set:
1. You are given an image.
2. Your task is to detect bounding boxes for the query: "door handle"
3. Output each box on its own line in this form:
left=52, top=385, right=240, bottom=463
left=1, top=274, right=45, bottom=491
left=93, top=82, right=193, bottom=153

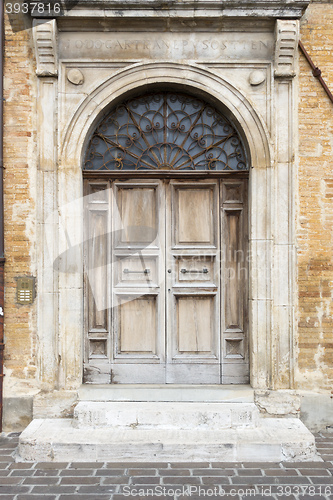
left=180, top=268, right=209, bottom=274
left=123, top=269, right=150, bottom=274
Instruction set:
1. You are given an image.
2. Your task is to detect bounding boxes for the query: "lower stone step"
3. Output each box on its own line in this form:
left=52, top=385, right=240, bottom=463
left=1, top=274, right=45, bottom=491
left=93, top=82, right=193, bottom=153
left=74, top=402, right=259, bottom=429
left=18, top=417, right=319, bottom=462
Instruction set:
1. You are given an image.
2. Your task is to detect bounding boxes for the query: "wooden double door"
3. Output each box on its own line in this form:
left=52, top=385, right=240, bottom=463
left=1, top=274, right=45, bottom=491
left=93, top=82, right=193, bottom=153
left=84, top=178, right=249, bottom=384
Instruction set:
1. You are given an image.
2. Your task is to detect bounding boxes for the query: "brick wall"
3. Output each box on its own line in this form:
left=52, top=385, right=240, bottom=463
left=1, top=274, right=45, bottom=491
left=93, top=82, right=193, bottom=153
left=297, top=2, right=333, bottom=389
left=3, top=13, right=37, bottom=388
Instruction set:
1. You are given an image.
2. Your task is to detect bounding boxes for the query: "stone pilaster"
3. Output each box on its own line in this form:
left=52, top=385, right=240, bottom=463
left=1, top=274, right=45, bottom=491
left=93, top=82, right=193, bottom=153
left=271, top=19, right=299, bottom=388
left=33, top=19, right=59, bottom=390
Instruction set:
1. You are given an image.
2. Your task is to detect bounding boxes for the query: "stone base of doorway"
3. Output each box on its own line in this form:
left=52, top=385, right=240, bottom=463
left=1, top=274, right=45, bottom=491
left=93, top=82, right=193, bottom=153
left=17, top=401, right=320, bottom=463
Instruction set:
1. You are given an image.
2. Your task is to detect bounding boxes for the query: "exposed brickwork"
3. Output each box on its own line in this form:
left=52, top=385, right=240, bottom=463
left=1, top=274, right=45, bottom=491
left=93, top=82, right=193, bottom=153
left=297, top=2, right=333, bottom=389
left=3, top=14, right=37, bottom=381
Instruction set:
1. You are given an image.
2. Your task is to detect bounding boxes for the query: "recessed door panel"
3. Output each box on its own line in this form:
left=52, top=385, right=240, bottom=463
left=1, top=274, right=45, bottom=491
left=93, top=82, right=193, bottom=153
left=221, top=180, right=249, bottom=384
left=177, top=296, right=216, bottom=354
left=83, top=182, right=112, bottom=384
left=88, top=210, right=108, bottom=331
left=115, top=186, right=158, bottom=246
left=115, top=257, right=157, bottom=286
left=176, top=256, right=215, bottom=285
left=117, top=296, right=157, bottom=354
left=177, top=189, right=214, bottom=245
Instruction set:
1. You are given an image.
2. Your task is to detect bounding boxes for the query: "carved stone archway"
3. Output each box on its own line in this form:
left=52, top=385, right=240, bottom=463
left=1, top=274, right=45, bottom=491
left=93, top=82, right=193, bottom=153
left=53, top=62, right=278, bottom=391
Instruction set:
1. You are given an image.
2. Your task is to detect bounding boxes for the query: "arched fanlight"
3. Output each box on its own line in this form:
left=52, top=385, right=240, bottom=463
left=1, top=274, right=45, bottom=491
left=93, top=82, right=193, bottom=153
left=84, top=92, right=248, bottom=172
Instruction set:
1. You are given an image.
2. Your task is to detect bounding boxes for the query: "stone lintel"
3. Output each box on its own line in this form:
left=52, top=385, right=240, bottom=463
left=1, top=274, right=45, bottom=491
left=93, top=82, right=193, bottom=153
left=29, top=0, right=310, bottom=20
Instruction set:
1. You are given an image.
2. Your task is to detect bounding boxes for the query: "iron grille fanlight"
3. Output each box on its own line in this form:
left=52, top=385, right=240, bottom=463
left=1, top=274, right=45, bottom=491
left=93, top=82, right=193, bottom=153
left=84, top=92, right=248, bottom=172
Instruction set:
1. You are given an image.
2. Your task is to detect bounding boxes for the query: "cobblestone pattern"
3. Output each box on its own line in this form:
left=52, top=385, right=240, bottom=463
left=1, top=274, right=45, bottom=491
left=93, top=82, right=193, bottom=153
left=0, top=432, right=333, bottom=499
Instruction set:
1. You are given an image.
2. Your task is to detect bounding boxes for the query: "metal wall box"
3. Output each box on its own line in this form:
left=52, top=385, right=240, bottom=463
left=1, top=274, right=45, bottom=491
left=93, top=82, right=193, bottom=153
left=17, top=277, right=35, bottom=305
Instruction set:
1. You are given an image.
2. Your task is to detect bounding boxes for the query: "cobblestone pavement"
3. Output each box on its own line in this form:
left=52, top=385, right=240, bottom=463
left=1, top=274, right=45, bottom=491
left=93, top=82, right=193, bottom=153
left=1, top=431, right=333, bottom=500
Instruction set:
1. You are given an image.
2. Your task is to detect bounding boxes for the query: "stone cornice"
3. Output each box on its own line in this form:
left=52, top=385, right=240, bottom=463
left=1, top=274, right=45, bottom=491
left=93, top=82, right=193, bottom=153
left=30, top=0, right=310, bottom=19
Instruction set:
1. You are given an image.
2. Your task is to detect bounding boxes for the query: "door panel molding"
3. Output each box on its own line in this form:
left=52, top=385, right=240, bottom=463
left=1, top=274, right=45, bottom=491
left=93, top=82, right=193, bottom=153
left=84, top=181, right=112, bottom=384
left=221, top=180, right=249, bottom=384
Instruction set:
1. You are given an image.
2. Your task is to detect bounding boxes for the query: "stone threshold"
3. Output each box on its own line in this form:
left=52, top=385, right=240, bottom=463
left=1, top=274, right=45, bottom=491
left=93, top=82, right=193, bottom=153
left=78, top=384, right=254, bottom=403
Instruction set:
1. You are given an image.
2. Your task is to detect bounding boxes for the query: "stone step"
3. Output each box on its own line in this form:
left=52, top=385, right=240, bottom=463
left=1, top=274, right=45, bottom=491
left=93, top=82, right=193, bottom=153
left=77, top=384, right=254, bottom=402
left=74, top=401, right=259, bottom=429
left=18, top=417, right=319, bottom=462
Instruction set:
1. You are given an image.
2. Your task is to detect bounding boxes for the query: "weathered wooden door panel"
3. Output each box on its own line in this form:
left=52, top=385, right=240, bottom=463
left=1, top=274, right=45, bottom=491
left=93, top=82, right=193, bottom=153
left=177, top=296, right=215, bottom=354
left=115, top=186, right=158, bottom=246
left=118, top=296, right=157, bottom=354
left=84, top=181, right=112, bottom=384
left=110, top=364, right=166, bottom=384
left=166, top=364, right=221, bottom=384
left=177, top=189, right=214, bottom=245
left=115, top=257, right=158, bottom=287
left=111, top=181, right=166, bottom=383
left=172, top=185, right=217, bottom=248
left=221, top=180, right=249, bottom=384
left=166, top=181, right=220, bottom=384
left=83, top=178, right=249, bottom=384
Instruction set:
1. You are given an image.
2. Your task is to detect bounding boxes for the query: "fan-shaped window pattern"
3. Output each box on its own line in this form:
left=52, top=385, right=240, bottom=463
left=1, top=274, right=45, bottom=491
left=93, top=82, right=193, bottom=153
left=84, top=92, right=248, bottom=172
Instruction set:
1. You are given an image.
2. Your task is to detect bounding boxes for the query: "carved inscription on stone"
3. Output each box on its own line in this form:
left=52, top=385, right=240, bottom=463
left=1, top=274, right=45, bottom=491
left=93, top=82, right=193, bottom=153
left=59, top=33, right=274, bottom=61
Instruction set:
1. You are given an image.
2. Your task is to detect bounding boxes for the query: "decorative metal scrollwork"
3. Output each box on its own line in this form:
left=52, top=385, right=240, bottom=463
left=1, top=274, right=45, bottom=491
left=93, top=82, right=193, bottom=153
left=84, top=92, right=248, bottom=172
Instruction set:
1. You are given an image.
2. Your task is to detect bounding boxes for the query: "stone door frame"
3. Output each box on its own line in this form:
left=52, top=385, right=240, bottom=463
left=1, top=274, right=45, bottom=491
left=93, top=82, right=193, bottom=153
left=35, top=49, right=298, bottom=393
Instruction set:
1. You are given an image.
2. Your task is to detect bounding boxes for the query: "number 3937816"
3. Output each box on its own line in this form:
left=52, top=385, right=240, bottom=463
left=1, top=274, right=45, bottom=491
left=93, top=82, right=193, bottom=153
left=5, top=2, right=61, bottom=14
